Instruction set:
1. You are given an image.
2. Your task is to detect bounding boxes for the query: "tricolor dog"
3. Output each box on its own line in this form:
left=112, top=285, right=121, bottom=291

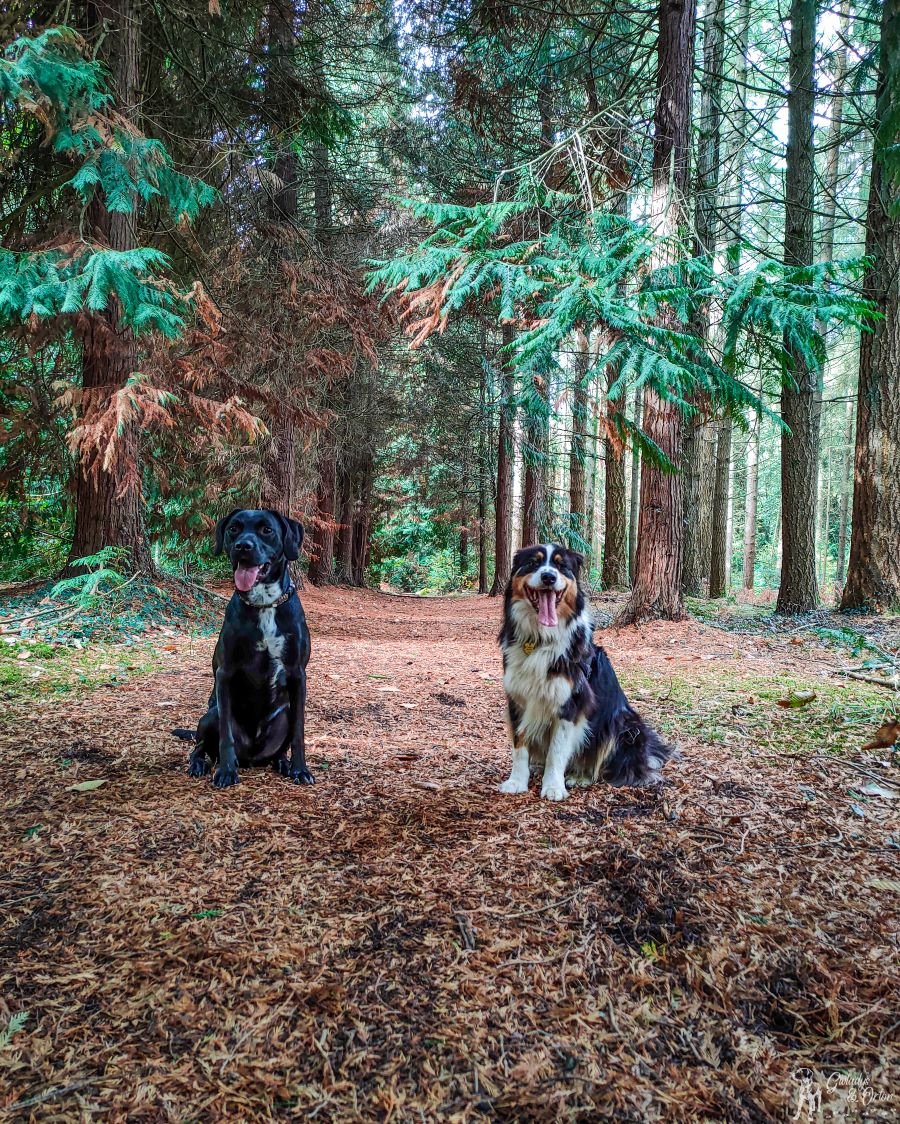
left=173, top=508, right=314, bottom=789
left=498, top=544, right=672, bottom=800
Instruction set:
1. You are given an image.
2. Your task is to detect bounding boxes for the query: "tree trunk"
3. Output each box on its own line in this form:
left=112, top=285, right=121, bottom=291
left=777, top=0, right=819, bottom=614
left=709, top=417, right=732, bottom=597
left=521, top=373, right=548, bottom=546
left=742, top=413, right=760, bottom=589
left=490, top=325, right=516, bottom=594
left=841, top=0, right=900, bottom=611
left=602, top=362, right=628, bottom=590
left=627, top=387, right=641, bottom=581
left=618, top=0, right=694, bottom=624
left=69, top=0, right=152, bottom=574
left=568, top=330, right=590, bottom=551
left=260, top=409, right=297, bottom=512
left=834, top=394, right=854, bottom=587
left=478, top=333, right=490, bottom=593
left=334, top=465, right=354, bottom=582
left=307, top=430, right=336, bottom=585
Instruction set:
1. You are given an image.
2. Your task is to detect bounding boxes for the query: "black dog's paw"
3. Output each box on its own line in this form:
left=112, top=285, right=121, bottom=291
left=212, top=764, right=240, bottom=789
left=187, top=754, right=211, bottom=778
left=290, top=766, right=315, bottom=786
left=272, top=755, right=291, bottom=777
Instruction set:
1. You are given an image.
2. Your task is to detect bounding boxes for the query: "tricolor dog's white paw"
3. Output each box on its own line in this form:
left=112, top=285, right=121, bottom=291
left=498, top=776, right=529, bottom=795
left=540, top=777, right=569, bottom=801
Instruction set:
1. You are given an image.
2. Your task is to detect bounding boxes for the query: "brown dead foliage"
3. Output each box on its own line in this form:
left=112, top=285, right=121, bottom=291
left=0, top=590, right=897, bottom=1121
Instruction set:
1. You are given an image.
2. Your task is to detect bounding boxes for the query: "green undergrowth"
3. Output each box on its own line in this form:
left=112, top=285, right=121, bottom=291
left=0, top=573, right=223, bottom=708
left=0, top=638, right=162, bottom=702
left=621, top=665, right=894, bottom=759
left=0, top=573, right=223, bottom=643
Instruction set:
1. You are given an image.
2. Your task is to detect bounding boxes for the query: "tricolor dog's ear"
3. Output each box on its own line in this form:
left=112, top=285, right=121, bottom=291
left=272, top=512, right=304, bottom=561
left=510, top=548, right=532, bottom=575
left=214, top=510, right=242, bottom=556
left=567, top=549, right=585, bottom=574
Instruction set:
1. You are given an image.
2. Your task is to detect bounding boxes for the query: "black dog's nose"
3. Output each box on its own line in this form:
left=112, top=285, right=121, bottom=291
left=540, top=570, right=557, bottom=587
left=234, top=537, right=254, bottom=554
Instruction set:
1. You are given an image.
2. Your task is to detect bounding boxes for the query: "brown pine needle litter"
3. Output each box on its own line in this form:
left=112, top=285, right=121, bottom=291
left=1, top=589, right=897, bottom=1121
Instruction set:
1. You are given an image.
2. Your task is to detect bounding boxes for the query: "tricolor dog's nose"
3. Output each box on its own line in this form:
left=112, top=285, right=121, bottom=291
left=540, top=570, right=557, bottom=586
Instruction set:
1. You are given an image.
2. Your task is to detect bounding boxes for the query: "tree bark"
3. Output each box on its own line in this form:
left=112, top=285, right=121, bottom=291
left=618, top=0, right=694, bottom=624
left=478, top=331, right=490, bottom=593
left=521, top=373, right=548, bottom=546
left=490, top=325, right=516, bottom=594
left=627, top=387, right=642, bottom=581
left=834, top=394, right=854, bottom=587
left=568, top=329, right=590, bottom=551
left=777, top=0, right=820, bottom=614
left=742, top=413, right=760, bottom=589
left=708, top=417, right=732, bottom=597
left=307, top=430, right=336, bottom=585
left=841, top=0, right=900, bottom=611
left=69, top=0, right=152, bottom=574
left=601, top=363, right=628, bottom=590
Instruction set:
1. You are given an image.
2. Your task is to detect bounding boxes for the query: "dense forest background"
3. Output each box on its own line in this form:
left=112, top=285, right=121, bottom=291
left=1, top=0, right=898, bottom=621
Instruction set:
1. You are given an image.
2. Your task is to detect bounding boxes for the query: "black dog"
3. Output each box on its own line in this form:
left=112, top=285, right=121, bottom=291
left=498, top=544, right=672, bottom=800
left=173, top=509, right=314, bottom=789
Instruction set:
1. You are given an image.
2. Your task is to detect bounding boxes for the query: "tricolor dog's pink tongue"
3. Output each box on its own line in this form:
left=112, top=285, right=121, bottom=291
left=234, top=565, right=261, bottom=593
left=537, top=588, right=558, bottom=628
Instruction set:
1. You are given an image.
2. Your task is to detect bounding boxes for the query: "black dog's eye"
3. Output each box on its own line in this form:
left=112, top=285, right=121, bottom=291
left=261, top=526, right=274, bottom=536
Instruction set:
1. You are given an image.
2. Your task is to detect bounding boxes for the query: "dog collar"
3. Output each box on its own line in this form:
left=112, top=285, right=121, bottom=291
left=238, top=583, right=296, bottom=610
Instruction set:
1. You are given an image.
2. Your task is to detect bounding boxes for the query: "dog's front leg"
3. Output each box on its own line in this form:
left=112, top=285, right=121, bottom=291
left=212, top=668, right=240, bottom=789
left=499, top=698, right=530, bottom=794
left=540, top=719, right=584, bottom=802
left=286, top=669, right=314, bottom=785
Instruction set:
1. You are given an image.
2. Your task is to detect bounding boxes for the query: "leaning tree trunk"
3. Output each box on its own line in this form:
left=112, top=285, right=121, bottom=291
left=477, top=333, right=490, bottom=593
left=617, top=0, right=694, bottom=624
left=69, top=0, right=152, bottom=574
left=841, top=0, right=900, bottom=611
left=627, top=387, right=641, bottom=581
left=568, top=329, right=590, bottom=552
left=777, top=0, right=820, bottom=614
left=490, top=325, right=516, bottom=594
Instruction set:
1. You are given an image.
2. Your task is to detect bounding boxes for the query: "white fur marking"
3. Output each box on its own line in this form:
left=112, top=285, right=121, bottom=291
left=255, top=602, right=285, bottom=688
left=499, top=744, right=530, bottom=794
left=540, top=717, right=589, bottom=801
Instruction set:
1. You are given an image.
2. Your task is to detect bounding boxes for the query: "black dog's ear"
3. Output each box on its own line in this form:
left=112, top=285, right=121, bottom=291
left=214, top=510, right=242, bottom=556
left=271, top=512, right=304, bottom=561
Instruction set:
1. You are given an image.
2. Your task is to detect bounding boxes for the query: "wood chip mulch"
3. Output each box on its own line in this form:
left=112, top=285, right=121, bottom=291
left=1, top=588, right=897, bottom=1121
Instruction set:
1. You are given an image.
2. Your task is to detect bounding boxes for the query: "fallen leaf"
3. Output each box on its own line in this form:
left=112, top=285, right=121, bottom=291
left=776, top=690, right=816, bottom=708
left=861, top=780, right=899, bottom=800
left=66, top=779, right=107, bottom=792
left=861, top=720, right=900, bottom=751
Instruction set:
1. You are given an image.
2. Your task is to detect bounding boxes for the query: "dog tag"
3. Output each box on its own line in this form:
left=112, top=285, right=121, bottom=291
left=523, top=642, right=536, bottom=655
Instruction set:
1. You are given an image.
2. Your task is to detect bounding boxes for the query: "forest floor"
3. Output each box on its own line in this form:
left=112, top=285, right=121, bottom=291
left=0, top=586, right=898, bottom=1122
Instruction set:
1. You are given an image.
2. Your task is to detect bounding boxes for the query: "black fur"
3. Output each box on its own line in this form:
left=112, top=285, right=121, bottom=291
left=174, top=508, right=313, bottom=790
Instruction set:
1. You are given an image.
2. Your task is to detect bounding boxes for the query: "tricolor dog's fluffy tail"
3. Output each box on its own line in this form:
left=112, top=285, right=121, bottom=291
left=171, top=728, right=197, bottom=742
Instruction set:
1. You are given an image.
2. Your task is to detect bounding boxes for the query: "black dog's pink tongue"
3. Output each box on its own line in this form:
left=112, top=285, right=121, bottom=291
left=537, top=588, right=558, bottom=628
left=234, top=565, right=261, bottom=593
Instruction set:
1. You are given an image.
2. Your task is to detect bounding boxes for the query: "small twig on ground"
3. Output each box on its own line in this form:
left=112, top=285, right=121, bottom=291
left=454, top=912, right=476, bottom=951
left=8, top=1080, right=97, bottom=1112
left=845, top=672, right=900, bottom=690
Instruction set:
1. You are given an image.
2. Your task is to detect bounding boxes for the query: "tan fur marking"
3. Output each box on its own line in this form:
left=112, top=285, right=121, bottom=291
left=556, top=576, right=579, bottom=620
left=510, top=574, right=530, bottom=602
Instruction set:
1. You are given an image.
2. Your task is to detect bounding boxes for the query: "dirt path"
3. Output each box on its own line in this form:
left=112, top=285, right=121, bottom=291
left=1, top=589, right=897, bottom=1121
